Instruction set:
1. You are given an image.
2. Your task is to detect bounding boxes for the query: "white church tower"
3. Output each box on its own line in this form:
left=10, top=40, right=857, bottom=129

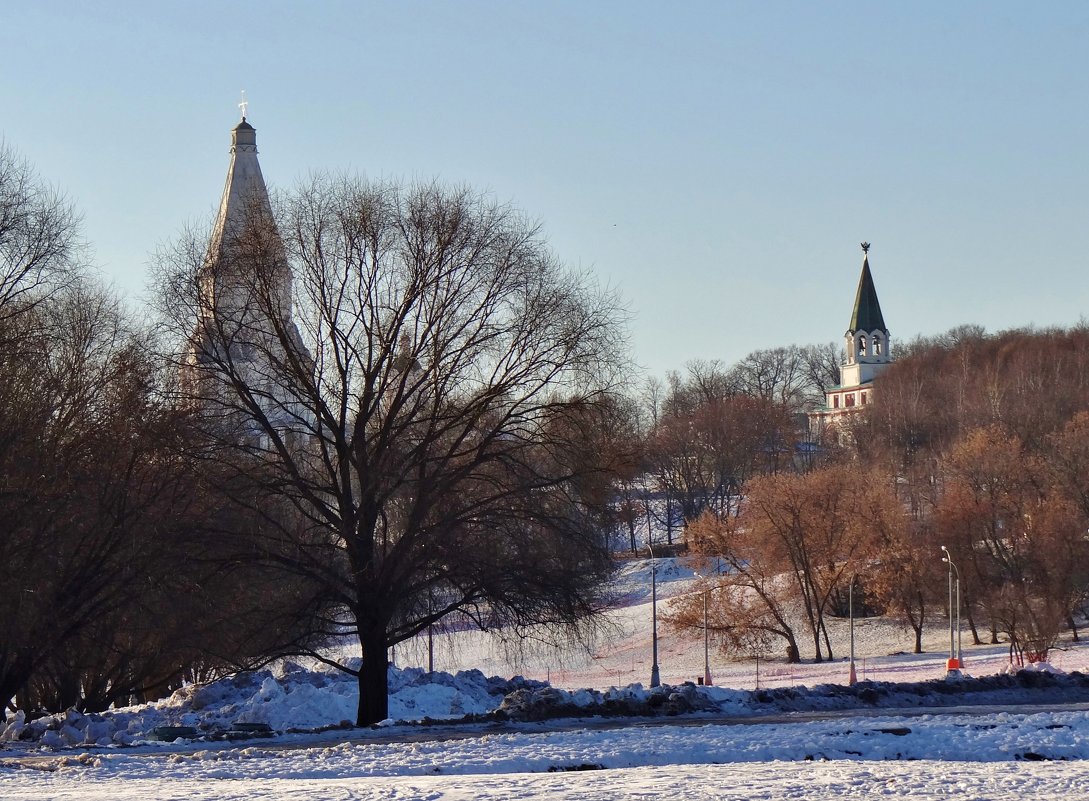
left=811, top=243, right=892, bottom=433
left=185, top=100, right=309, bottom=443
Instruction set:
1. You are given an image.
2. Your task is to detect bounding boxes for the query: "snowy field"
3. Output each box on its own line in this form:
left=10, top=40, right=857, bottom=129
left=5, top=558, right=1089, bottom=799
left=7, top=709, right=1089, bottom=800
left=417, top=559, right=1089, bottom=688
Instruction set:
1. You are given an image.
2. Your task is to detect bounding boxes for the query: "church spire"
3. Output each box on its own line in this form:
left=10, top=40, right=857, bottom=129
left=842, top=242, right=891, bottom=375
left=848, top=242, right=888, bottom=335
left=808, top=243, right=894, bottom=436
left=195, top=100, right=296, bottom=331
left=186, top=105, right=311, bottom=439
left=207, top=100, right=272, bottom=269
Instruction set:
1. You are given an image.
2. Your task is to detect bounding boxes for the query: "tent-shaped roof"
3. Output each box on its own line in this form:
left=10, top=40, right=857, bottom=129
left=847, top=244, right=887, bottom=334
left=206, top=116, right=272, bottom=267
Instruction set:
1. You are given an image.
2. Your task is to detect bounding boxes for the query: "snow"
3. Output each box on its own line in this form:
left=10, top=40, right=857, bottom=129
left=0, top=664, right=544, bottom=748
left=5, top=557, right=1089, bottom=799
left=7, top=710, right=1089, bottom=799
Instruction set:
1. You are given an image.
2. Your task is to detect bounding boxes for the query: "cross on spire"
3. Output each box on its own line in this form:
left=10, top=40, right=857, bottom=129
left=238, top=90, right=249, bottom=121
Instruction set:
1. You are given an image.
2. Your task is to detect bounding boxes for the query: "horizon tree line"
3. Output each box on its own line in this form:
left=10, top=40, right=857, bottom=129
left=668, top=325, right=1089, bottom=666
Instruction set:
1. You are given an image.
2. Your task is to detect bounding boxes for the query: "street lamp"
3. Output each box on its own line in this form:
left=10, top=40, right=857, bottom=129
left=648, top=539, right=660, bottom=688
left=940, top=545, right=962, bottom=671
left=427, top=588, right=435, bottom=674
left=848, top=574, right=859, bottom=685
left=694, top=558, right=722, bottom=687
left=702, top=584, right=712, bottom=686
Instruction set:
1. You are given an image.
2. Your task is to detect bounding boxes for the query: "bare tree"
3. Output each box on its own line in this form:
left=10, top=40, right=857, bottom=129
left=607, top=394, right=654, bottom=554
left=671, top=513, right=802, bottom=663
left=157, top=177, right=627, bottom=725
left=936, top=426, right=1050, bottom=655
left=1044, top=412, right=1089, bottom=637
left=869, top=517, right=943, bottom=654
left=673, top=465, right=897, bottom=663
left=728, top=347, right=810, bottom=412
left=800, top=342, right=841, bottom=400
left=647, top=393, right=794, bottom=524
left=0, top=142, right=80, bottom=331
left=0, top=281, right=175, bottom=717
left=680, top=359, right=734, bottom=405
left=0, top=270, right=328, bottom=719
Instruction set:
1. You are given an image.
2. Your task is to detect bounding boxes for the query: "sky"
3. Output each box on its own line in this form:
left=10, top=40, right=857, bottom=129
left=4, top=1, right=1089, bottom=379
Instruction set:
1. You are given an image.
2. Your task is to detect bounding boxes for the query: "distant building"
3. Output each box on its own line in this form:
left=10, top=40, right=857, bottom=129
left=809, top=243, right=891, bottom=438
left=183, top=107, right=310, bottom=446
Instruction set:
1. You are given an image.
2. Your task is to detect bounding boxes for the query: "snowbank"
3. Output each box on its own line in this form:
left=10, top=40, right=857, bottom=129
left=5, top=656, right=1089, bottom=751
left=0, top=663, right=545, bottom=749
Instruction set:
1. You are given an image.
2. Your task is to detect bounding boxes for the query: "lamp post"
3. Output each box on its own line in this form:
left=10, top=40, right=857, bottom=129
left=702, top=586, right=711, bottom=686
left=427, top=589, right=434, bottom=674
left=848, top=574, right=858, bottom=685
left=648, top=539, right=660, bottom=688
left=694, top=558, right=723, bottom=687
left=940, top=546, right=962, bottom=671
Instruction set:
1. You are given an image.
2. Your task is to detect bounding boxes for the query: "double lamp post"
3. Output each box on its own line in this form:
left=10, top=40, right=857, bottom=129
left=941, top=545, right=963, bottom=672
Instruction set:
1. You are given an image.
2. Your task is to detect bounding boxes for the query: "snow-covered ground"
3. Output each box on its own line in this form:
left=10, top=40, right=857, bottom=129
left=400, top=558, right=1089, bottom=689
left=7, top=709, right=1089, bottom=799
left=5, top=558, right=1089, bottom=799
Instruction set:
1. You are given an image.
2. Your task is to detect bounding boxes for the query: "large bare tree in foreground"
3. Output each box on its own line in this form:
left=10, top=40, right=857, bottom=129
left=158, top=177, right=627, bottom=725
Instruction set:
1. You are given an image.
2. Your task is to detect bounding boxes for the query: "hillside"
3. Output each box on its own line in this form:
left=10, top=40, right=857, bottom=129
left=406, top=558, right=1089, bottom=691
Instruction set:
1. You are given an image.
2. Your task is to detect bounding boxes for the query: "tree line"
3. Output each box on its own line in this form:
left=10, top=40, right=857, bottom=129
left=668, top=326, right=1089, bottom=667
left=0, top=144, right=319, bottom=719
left=1, top=147, right=626, bottom=726
left=612, top=347, right=839, bottom=550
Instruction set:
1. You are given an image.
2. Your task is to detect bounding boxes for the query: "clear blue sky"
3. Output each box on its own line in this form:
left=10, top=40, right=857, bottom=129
left=5, top=1, right=1089, bottom=378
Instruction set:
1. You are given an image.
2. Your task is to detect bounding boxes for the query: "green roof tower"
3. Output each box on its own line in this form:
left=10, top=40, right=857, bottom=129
left=841, top=242, right=891, bottom=390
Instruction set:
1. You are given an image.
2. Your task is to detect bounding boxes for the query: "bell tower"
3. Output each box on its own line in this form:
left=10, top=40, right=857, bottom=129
left=810, top=243, right=893, bottom=431
left=840, top=242, right=891, bottom=390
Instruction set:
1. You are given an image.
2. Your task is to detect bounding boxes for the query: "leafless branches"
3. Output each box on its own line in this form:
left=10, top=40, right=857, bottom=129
left=0, top=142, right=81, bottom=333
left=158, top=176, right=628, bottom=724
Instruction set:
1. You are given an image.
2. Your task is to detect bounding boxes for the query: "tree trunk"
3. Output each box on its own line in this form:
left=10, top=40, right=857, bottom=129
left=0, top=660, right=35, bottom=723
left=356, top=626, right=389, bottom=726
left=910, top=591, right=925, bottom=654
left=51, top=669, right=82, bottom=713
left=810, top=624, right=823, bottom=663
left=1069, top=615, right=1080, bottom=642
left=820, top=618, right=834, bottom=661
left=966, top=606, right=983, bottom=646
